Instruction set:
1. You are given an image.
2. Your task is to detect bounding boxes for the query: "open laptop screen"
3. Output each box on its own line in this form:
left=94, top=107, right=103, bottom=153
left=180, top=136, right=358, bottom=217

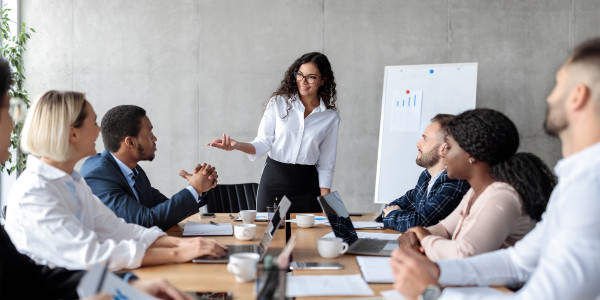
left=318, top=191, right=359, bottom=245
left=258, top=196, right=291, bottom=251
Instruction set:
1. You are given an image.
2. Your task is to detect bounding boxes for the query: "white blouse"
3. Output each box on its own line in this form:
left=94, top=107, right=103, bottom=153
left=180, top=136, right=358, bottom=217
left=4, top=155, right=165, bottom=271
left=248, top=94, right=340, bottom=189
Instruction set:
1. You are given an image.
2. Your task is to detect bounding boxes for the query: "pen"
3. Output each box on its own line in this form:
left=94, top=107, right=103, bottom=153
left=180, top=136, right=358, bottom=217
left=95, top=259, right=110, bottom=294
left=209, top=221, right=219, bottom=226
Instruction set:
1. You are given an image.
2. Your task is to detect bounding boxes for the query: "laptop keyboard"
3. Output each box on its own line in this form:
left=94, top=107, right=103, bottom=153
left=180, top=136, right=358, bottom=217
left=226, top=244, right=258, bottom=256
left=351, top=239, right=389, bottom=252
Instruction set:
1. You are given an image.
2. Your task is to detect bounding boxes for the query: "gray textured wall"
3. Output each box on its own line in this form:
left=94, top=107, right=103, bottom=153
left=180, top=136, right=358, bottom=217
left=21, top=0, right=600, bottom=213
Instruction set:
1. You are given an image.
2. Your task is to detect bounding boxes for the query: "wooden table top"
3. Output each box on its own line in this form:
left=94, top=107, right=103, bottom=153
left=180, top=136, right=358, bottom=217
left=132, top=212, right=510, bottom=299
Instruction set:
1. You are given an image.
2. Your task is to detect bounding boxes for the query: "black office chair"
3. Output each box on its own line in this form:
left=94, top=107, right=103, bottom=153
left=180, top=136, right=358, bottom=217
left=205, top=183, right=259, bottom=213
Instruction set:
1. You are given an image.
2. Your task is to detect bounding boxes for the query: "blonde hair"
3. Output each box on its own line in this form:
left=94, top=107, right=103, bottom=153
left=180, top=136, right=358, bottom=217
left=21, top=90, right=87, bottom=162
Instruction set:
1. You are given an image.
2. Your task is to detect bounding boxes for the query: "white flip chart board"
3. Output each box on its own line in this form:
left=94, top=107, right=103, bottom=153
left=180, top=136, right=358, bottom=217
left=374, top=63, right=477, bottom=203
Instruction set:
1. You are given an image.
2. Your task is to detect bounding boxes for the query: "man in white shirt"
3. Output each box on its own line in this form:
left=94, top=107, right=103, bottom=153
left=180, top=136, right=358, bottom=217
left=389, top=37, right=600, bottom=300
left=5, top=91, right=227, bottom=271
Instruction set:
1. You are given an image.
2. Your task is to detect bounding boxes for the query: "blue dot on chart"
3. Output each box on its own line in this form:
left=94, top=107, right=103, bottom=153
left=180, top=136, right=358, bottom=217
left=429, top=69, right=434, bottom=74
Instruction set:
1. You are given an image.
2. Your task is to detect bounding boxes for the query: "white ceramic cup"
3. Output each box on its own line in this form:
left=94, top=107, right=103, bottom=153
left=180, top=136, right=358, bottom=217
left=239, top=210, right=257, bottom=224
left=234, top=224, right=257, bottom=240
left=227, top=252, right=260, bottom=282
left=296, top=214, right=316, bottom=228
left=317, top=237, right=349, bottom=258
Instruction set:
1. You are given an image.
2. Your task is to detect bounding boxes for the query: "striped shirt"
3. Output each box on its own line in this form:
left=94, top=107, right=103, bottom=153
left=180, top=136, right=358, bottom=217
left=382, top=170, right=470, bottom=232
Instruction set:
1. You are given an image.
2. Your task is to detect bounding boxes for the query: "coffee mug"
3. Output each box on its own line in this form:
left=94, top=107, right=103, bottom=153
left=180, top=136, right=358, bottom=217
left=296, top=214, right=316, bottom=228
left=234, top=224, right=257, bottom=240
left=317, top=237, right=349, bottom=258
left=227, top=252, right=260, bottom=282
left=239, top=210, right=257, bottom=224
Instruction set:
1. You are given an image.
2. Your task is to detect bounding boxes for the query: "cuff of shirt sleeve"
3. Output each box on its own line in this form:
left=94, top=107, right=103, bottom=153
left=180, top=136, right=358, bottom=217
left=186, top=185, right=200, bottom=203
left=248, top=141, right=268, bottom=161
left=420, top=235, right=442, bottom=259
left=317, top=170, right=333, bottom=189
left=437, top=259, right=466, bottom=286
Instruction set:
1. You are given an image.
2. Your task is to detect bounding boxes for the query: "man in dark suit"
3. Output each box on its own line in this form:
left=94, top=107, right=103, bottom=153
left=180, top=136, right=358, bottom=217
left=80, top=105, right=218, bottom=231
left=0, top=58, right=193, bottom=299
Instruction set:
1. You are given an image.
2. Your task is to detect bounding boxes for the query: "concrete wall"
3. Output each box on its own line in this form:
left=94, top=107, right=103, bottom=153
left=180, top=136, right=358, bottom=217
left=20, top=0, right=600, bottom=213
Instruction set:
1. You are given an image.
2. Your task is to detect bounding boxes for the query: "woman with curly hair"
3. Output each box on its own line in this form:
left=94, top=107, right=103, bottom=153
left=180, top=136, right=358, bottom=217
left=208, top=52, right=339, bottom=212
left=398, top=108, right=557, bottom=260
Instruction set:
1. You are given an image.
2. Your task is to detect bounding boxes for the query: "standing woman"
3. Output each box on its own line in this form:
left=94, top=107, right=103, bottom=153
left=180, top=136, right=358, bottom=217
left=208, top=52, right=339, bottom=212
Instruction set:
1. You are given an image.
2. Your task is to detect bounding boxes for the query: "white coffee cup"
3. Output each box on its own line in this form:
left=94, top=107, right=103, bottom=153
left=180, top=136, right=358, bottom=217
left=317, top=237, right=349, bottom=258
left=227, top=252, right=260, bottom=282
left=239, top=210, right=257, bottom=224
left=234, top=224, right=256, bottom=240
left=296, top=214, right=316, bottom=228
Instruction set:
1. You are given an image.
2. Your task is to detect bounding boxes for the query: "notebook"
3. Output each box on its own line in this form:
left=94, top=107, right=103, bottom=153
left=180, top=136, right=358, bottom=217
left=192, top=196, right=291, bottom=263
left=318, top=191, right=398, bottom=256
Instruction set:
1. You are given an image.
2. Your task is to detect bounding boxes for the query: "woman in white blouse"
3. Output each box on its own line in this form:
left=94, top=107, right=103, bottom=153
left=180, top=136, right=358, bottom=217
left=5, top=90, right=227, bottom=271
left=208, top=52, right=340, bottom=212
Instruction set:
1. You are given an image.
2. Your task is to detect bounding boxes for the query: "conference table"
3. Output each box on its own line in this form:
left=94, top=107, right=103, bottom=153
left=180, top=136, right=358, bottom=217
left=133, top=212, right=398, bottom=299
left=133, top=213, right=510, bottom=299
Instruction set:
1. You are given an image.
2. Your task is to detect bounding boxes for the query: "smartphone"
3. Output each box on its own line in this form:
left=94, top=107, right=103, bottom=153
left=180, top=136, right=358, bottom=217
left=200, top=213, right=215, bottom=218
left=289, top=261, right=344, bottom=270
left=188, top=292, right=232, bottom=299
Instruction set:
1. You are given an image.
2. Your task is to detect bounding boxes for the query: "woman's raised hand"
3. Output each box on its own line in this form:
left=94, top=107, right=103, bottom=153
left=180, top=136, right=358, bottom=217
left=207, top=133, right=239, bottom=151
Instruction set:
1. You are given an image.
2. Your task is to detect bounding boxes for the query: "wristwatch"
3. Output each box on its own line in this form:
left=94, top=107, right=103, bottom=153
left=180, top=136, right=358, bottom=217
left=418, top=284, right=442, bottom=300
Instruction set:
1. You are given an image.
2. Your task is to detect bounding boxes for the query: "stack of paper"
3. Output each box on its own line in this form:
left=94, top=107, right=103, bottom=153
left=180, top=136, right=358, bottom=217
left=182, top=222, right=233, bottom=236
left=285, top=216, right=329, bottom=225
left=78, top=264, right=158, bottom=299
left=381, top=290, right=406, bottom=300
left=286, top=274, right=373, bottom=297
left=356, top=256, right=394, bottom=283
left=235, top=212, right=269, bottom=222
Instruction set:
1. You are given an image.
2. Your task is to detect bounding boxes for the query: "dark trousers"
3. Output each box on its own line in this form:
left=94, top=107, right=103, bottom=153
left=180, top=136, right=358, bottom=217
left=256, top=157, right=321, bottom=213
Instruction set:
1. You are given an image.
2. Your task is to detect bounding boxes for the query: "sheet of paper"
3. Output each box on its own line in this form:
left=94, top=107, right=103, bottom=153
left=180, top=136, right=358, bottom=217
left=381, top=289, right=406, bottom=300
left=286, top=274, right=373, bottom=297
left=182, top=222, right=233, bottom=236
left=77, top=264, right=158, bottom=299
left=356, top=256, right=394, bottom=283
left=352, top=221, right=384, bottom=229
left=285, top=216, right=328, bottom=225
left=235, top=212, right=269, bottom=222
left=321, top=231, right=401, bottom=241
left=390, top=90, right=423, bottom=132
left=324, top=221, right=384, bottom=229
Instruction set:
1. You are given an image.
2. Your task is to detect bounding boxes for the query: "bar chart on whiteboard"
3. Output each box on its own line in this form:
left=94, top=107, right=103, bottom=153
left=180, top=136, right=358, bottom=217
left=390, top=90, right=423, bottom=132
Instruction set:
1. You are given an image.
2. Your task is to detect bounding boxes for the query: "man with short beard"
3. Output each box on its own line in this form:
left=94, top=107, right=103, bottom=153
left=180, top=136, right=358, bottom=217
left=379, top=114, right=470, bottom=232
left=81, top=105, right=218, bottom=231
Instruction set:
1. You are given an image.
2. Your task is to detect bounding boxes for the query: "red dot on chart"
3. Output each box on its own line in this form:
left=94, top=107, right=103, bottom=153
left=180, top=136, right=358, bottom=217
left=405, top=90, right=410, bottom=94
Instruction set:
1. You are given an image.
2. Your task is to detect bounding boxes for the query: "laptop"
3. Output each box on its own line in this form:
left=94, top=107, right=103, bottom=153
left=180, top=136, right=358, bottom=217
left=318, top=191, right=398, bottom=256
left=193, top=196, right=291, bottom=263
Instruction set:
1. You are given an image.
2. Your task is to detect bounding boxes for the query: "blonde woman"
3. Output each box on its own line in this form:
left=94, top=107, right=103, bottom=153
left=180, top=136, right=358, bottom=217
left=5, top=90, right=226, bottom=271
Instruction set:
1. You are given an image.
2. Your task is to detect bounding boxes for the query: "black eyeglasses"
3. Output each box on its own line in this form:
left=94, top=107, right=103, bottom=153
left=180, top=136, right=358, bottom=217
left=293, top=72, right=320, bottom=84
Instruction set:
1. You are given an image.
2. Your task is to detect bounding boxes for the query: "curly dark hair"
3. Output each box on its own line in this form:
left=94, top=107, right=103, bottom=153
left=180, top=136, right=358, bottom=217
left=449, top=109, right=556, bottom=221
left=101, top=105, right=146, bottom=152
left=272, top=52, right=337, bottom=118
left=490, top=153, right=557, bottom=221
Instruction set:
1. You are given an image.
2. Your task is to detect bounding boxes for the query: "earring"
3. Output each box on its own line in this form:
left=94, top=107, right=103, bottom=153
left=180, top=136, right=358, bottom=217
left=468, top=159, right=474, bottom=165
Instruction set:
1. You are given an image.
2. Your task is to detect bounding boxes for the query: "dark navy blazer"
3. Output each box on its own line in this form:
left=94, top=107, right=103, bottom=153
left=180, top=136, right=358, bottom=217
left=80, top=150, right=206, bottom=231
